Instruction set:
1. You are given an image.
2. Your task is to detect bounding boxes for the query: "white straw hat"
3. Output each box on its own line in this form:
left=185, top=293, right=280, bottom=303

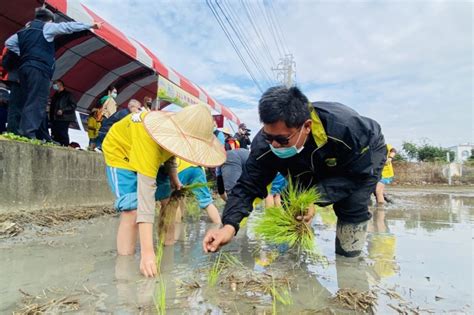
left=143, top=104, right=226, bottom=167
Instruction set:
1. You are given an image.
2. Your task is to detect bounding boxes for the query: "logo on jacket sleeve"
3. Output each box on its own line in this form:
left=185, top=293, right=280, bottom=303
left=325, top=157, right=337, bottom=167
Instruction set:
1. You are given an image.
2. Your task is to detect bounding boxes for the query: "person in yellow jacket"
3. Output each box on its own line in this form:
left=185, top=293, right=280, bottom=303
left=375, top=145, right=397, bottom=204
left=102, top=104, right=225, bottom=277
left=87, top=108, right=101, bottom=150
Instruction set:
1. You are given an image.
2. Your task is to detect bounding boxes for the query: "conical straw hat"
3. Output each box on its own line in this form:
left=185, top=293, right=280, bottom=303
left=143, top=104, right=226, bottom=167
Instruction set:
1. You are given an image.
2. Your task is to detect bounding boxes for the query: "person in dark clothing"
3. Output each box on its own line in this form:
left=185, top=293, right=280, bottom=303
left=0, top=83, right=8, bottom=133
left=4, top=7, right=100, bottom=140
left=1, top=47, right=23, bottom=135
left=203, top=86, right=387, bottom=258
left=233, top=123, right=251, bottom=149
left=49, top=79, right=76, bottom=146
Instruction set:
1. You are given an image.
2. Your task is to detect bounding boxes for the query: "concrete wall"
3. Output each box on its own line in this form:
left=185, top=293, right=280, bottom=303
left=392, top=161, right=474, bottom=185
left=0, top=140, right=114, bottom=213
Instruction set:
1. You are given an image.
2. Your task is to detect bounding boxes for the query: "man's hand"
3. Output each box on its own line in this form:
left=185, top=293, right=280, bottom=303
left=92, top=22, right=103, bottom=30
left=202, top=224, right=235, bottom=253
left=56, top=109, right=63, bottom=116
left=296, top=204, right=315, bottom=224
left=140, top=250, right=157, bottom=278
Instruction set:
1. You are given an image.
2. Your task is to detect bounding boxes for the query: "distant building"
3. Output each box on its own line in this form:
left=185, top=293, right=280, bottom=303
left=448, top=143, right=473, bottom=162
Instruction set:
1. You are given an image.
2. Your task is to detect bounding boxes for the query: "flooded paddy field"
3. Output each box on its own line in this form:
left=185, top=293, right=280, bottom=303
left=1, top=186, right=472, bottom=314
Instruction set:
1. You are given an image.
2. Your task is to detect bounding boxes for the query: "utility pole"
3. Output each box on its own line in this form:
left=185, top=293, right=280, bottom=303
left=272, top=54, right=296, bottom=87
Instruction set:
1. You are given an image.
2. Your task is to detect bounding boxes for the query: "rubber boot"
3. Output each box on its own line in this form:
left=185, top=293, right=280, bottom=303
left=335, top=219, right=368, bottom=257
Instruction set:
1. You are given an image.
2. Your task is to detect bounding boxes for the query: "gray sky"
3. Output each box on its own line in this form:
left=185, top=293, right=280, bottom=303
left=82, top=0, right=473, bottom=149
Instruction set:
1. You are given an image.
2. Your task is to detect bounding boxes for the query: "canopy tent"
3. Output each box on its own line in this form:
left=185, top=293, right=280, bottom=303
left=0, top=0, right=241, bottom=125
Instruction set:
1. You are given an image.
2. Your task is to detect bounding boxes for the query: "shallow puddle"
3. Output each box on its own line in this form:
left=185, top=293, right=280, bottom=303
left=1, top=187, right=472, bottom=314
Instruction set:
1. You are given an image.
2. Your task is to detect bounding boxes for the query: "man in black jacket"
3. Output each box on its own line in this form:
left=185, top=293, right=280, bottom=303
left=203, top=86, right=387, bottom=258
left=234, top=123, right=251, bottom=149
left=50, top=79, right=76, bottom=146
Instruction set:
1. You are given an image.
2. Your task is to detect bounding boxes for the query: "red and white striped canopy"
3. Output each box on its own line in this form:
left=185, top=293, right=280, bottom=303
left=0, top=0, right=241, bottom=125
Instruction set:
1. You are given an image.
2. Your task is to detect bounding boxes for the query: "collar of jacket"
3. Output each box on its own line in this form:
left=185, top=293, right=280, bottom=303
left=310, top=106, right=328, bottom=148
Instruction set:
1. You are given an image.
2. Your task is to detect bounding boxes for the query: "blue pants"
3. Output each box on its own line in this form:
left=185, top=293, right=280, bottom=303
left=106, top=166, right=174, bottom=212
left=155, top=167, right=213, bottom=209
left=18, top=66, right=51, bottom=140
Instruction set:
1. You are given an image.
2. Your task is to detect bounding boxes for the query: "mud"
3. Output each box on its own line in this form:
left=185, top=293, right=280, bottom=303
left=0, top=187, right=472, bottom=314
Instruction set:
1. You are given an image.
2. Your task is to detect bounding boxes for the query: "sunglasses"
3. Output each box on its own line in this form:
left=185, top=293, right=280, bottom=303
left=261, top=127, right=302, bottom=146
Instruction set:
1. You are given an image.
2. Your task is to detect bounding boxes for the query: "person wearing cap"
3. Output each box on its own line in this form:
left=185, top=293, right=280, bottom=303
left=234, top=123, right=251, bottom=149
left=203, top=86, right=387, bottom=258
left=102, top=104, right=225, bottom=277
left=4, top=7, right=101, bottom=140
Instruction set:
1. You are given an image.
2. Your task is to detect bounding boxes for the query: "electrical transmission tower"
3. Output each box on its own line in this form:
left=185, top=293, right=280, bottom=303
left=272, top=54, right=296, bottom=88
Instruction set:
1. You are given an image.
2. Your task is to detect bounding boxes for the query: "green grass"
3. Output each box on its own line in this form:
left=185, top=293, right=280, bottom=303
left=254, top=178, right=320, bottom=253
left=208, top=252, right=224, bottom=287
left=2, top=132, right=57, bottom=147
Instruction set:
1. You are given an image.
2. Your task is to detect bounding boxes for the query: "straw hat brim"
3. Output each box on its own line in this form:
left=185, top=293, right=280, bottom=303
left=143, top=111, right=226, bottom=167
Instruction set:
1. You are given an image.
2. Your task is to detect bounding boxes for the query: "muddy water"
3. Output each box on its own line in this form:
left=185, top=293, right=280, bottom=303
left=1, top=187, right=473, bottom=314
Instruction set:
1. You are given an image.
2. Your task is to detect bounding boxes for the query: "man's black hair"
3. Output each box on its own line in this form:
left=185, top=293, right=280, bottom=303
left=35, top=7, right=55, bottom=22
left=108, top=85, right=116, bottom=92
left=54, top=79, right=64, bottom=86
left=258, top=86, right=311, bottom=128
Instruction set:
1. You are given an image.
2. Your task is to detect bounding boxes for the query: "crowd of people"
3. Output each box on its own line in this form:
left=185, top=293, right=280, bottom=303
left=1, top=7, right=101, bottom=145
left=2, top=6, right=398, bottom=278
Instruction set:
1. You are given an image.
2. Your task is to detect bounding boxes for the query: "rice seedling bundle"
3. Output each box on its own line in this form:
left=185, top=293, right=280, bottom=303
left=254, top=179, right=319, bottom=253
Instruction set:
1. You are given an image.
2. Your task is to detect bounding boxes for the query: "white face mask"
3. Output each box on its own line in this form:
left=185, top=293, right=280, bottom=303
left=111, top=91, right=118, bottom=99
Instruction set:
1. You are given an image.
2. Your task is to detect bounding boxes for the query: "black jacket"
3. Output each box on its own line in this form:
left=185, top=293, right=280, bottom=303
left=50, top=90, right=77, bottom=122
left=222, top=101, right=386, bottom=233
left=234, top=132, right=251, bottom=149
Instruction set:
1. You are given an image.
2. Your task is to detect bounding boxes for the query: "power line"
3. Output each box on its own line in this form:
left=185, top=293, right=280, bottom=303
left=267, top=0, right=290, bottom=56
left=207, top=0, right=264, bottom=93
left=220, top=0, right=275, bottom=87
left=256, top=0, right=283, bottom=59
left=240, top=0, right=276, bottom=72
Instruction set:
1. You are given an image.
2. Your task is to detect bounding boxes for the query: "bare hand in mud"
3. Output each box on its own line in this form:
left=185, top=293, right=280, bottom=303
left=140, top=252, right=157, bottom=277
left=296, top=204, right=315, bottom=224
left=202, top=225, right=235, bottom=253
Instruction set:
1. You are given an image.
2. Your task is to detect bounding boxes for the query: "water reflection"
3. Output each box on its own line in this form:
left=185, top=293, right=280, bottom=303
left=367, top=208, right=399, bottom=280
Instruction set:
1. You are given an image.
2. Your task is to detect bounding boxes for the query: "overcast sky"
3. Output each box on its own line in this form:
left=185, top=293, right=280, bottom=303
left=82, top=0, right=473, bottom=149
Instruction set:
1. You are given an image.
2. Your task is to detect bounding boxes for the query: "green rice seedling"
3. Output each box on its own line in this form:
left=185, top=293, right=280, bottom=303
left=183, top=197, right=201, bottom=222
left=154, top=276, right=166, bottom=314
left=221, top=252, right=244, bottom=268
left=254, top=178, right=320, bottom=253
left=208, top=252, right=224, bottom=287
left=269, top=273, right=292, bottom=314
left=270, top=284, right=293, bottom=306
left=155, top=238, right=164, bottom=272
